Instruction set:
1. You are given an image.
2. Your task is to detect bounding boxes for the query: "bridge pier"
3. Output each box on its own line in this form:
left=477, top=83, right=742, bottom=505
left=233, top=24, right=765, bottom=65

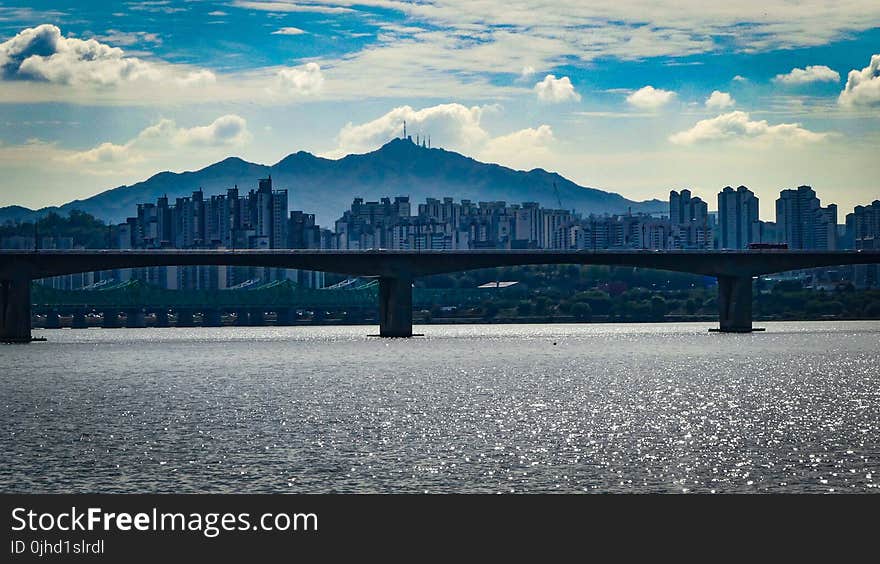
left=233, top=309, right=250, bottom=327
left=71, top=310, right=87, bottom=329
left=275, top=307, right=296, bottom=326
left=249, top=309, right=265, bottom=326
left=102, top=311, right=121, bottom=328
left=714, top=275, right=759, bottom=333
left=175, top=309, right=196, bottom=327
left=378, top=275, right=413, bottom=337
left=153, top=310, right=170, bottom=328
left=124, top=308, right=146, bottom=328
left=202, top=309, right=222, bottom=327
left=1, top=275, right=33, bottom=342
left=44, top=310, right=61, bottom=329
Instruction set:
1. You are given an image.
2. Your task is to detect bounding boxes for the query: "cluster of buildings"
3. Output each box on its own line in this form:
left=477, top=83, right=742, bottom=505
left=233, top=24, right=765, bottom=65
left=331, top=185, right=858, bottom=254
left=333, top=197, right=576, bottom=250
left=111, top=177, right=327, bottom=290
left=4, top=175, right=878, bottom=290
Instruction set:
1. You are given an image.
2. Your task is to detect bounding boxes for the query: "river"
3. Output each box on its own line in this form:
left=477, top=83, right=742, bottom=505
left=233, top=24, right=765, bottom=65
left=1, top=321, right=878, bottom=493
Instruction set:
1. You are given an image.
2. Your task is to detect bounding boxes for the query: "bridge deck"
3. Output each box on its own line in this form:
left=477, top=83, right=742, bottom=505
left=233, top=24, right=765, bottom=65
left=2, top=249, right=879, bottom=279
left=3, top=249, right=879, bottom=340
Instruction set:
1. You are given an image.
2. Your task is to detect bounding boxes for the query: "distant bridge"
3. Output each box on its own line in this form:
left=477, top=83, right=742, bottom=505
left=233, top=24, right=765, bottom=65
left=2, top=249, right=880, bottom=341
left=27, top=279, right=502, bottom=329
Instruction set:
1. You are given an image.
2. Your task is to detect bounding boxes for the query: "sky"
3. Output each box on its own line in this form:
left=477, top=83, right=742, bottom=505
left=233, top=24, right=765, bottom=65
left=0, top=1, right=878, bottom=220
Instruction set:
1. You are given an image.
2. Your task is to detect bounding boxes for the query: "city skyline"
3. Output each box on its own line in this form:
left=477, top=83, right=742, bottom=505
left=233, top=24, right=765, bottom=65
left=0, top=1, right=879, bottom=219
left=0, top=132, right=874, bottom=223
left=7, top=170, right=876, bottom=293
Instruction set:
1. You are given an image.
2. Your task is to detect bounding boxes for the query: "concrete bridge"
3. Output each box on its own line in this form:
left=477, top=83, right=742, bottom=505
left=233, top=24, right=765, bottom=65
left=2, top=249, right=879, bottom=341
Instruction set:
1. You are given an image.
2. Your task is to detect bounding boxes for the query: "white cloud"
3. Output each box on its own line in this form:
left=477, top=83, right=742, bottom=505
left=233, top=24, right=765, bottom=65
left=334, top=103, right=491, bottom=155
left=0, top=25, right=323, bottom=104
left=0, top=24, right=158, bottom=86
left=534, top=74, right=580, bottom=103
left=261, top=1, right=880, bottom=101
left=480, top=125, right=556, bottom=167
left=65, top=141, right=139, bottom=165
left=64, top=115, right=251, bottom=170
left=732, top=75, right=748, bottom=82
left=272, top=27, right=307, bottom=35
left=231, top=1, right=355, bottom=13
left=330, top=102, right=556, bottom=172
left=705, top=90, right=735, bottom=109
left=91, top=30, right=162, bottom=47
left=6, top=4, right=880, bottom=105
left=175, top=69, right=217, bottom=86
left=838, top=54, right=880, bottom=107
left=626, top=85, right=676, bottom=109
left=773, top=65, right=840, bottom=85
left=274, top=62, right=324, bottom=95
left=208, top=11, right=228, bottom=16
left=128, top=1, right=186, bottom=14
left=0, top=23, right=220, bottom=94
left=669, top=110, right=829, bottom=145
left=518, top=65, right=536, bottom=81
left=172, top=115, right=252, bottom=147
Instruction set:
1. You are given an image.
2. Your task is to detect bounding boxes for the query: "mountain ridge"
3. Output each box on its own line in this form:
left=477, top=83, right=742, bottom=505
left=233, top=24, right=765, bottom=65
left=0, top=138, right=666, bottom=227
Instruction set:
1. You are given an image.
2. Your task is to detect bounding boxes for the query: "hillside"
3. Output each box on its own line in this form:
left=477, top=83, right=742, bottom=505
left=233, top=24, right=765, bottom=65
left=0, top=138, right=665, bottom=226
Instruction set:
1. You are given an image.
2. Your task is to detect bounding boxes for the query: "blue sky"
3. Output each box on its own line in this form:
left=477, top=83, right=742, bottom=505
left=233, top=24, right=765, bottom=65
left=1, top=0, right=878, bottom=219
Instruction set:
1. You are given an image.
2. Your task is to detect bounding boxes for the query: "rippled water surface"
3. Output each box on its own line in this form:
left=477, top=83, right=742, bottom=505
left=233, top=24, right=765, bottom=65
left=2, top=322, right=879, bottom=493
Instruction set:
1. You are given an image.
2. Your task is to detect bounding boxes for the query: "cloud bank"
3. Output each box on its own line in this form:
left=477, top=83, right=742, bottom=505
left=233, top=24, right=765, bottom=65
left=669, top=111, right=828, bottom=145
left=838, top=54, right=880, bottom=106
left=0, top=24, right=158, bottom=86
left=534, top=74, right=580, bottom=102
left=705, top=90, right=735, bottom=109
left=330, top=103, right=556, bottom=171
left=65, top=115, right=251, bottom=170
left=773, top=65, right=840, bottom=85
left=626, top=86, right=676, bottom=109
left=275, top=62, right=324, bottom=95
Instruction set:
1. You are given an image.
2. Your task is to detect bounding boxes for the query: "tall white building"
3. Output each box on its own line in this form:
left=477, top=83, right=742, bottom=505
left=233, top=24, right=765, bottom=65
left=718, top=185, right=759, bottom=249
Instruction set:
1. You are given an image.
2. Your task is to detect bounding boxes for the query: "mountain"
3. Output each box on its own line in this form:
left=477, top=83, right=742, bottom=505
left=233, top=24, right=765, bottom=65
left=0, top=138, right=666, bottom=227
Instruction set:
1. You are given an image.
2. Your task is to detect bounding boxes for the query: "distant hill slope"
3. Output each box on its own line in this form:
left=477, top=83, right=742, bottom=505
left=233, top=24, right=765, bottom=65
left=0, top=138, right=665, bottom=227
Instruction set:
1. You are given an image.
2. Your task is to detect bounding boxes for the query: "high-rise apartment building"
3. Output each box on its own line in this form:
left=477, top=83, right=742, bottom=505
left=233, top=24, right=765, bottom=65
left=717, top=185, right=759, bottom=249
left=669, top=189, right=710, bottom=249
left=846, top=200, right=880, bottom=286
left=775, top=185, right=837, bottom=250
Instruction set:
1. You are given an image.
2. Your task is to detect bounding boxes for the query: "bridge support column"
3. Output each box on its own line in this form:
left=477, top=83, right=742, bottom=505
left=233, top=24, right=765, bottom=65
left=378, top=275, right=413, bottom=337
left=71, top=310, right=87, bottom=329
left=102, top=311, right=120, bottom=329
left=234, top=309, right=249, bottom=327
left=44, top=310, right=61, bottom=329
left=248, top=309, right=265, bottom=326
left=175, top=309, right=195, bottom=327
left=125, top=308, right=146, bottom=328
left=153, top=310, right=170, bottom=328
left=275, top=308, right=296, bottom=326
left=714, top=275, right=759, bottom=333
left=1, top=275, right=33, bottom=342
left=202, top=309, right=222, bottom=327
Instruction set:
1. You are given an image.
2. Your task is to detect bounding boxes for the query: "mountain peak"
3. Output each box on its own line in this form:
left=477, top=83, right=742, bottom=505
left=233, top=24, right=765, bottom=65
left=378, top=136, right=432, bottom=153
left=0, top=142, right=666, bottom=226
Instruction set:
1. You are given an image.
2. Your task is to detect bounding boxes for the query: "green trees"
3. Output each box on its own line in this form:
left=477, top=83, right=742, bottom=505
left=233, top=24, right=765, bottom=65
left=569, top=302, right=592, bottom=321
left=864, top=301, right=880, bottom=317
left=649, top=296, right=668, bottom=320
left=1, top=210, right=109, bottom=248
